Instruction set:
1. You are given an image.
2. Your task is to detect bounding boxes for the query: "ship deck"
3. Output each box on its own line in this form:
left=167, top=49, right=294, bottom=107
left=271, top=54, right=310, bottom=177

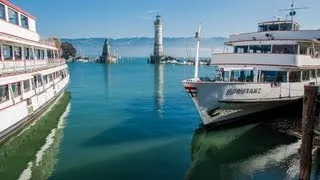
left=0, top=59, right=66, bottom=77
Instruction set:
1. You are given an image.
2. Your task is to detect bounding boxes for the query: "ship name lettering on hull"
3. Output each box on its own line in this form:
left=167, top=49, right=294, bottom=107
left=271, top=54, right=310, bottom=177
left=226, top=88, right=261, bottom=96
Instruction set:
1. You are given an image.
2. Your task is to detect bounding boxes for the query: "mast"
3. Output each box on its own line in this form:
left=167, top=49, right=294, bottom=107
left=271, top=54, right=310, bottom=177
left=280, top=0, right=308, bottom=23
left=194, top=24, right=201, bottom=79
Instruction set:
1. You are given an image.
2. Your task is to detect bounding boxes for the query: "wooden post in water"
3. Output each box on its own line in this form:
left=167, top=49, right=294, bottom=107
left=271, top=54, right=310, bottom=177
left=299, top=85, right=318, bottom=180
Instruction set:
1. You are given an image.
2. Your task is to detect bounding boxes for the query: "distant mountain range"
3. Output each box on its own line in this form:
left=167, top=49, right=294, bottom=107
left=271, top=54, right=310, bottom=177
left=61, top=37, right=227, bottom=58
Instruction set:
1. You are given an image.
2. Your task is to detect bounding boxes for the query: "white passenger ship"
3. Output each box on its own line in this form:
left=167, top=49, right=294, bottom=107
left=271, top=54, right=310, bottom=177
left=0, top=0, right=70, bottom=139
left=183, top=8, right=320, bottom=126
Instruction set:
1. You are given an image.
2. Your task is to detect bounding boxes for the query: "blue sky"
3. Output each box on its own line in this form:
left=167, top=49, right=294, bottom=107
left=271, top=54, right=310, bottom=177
left=12, top=0, right=320, bottom=39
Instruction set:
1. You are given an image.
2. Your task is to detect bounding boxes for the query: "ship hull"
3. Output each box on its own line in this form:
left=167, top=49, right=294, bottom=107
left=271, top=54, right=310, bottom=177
left=0, top=65, right=70, bottom=141
left=182, top=80, right=304, bottom=126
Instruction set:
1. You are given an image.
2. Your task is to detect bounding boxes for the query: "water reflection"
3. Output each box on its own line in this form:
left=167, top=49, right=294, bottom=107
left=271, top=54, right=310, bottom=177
left=103, top=64, right=111, bottom=96
left=154, top=64, right=165, bottom=118
left=29, top=104, right=70, bottom=180
left=187, top=124, right=299, bottom=180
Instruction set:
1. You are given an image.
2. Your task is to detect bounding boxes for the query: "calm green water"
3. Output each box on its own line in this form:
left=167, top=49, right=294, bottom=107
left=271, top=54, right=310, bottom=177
left=48, top=58, right=319, bottom=180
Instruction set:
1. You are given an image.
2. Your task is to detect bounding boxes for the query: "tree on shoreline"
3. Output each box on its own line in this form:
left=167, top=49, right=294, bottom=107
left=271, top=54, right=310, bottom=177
left=61, top=42, right=77, bottom=59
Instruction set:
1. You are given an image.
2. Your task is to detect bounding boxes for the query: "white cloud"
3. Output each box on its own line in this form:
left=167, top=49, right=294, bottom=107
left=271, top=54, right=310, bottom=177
left=137, top=9, right=161, bottom=20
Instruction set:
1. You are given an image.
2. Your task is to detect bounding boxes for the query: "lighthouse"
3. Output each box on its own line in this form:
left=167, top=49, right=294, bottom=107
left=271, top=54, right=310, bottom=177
left=150, top=15, right=164, bottom=64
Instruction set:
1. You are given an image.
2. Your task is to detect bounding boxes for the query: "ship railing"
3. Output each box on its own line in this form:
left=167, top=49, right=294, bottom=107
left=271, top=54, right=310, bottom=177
left=0, top=59, right=66, bottom=75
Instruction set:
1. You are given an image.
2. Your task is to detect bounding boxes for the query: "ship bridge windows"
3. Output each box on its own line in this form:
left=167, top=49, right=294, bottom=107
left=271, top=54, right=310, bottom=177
left=234, top=45, right=298, bottom=54
left=8, top=8, right=18, bottom=25
left=268, top=24, right=279, bottom=31
left=280, top=23, right=293, bottom=31
left=234, top=46, right=248, bottom=53
left=249, top=45, right=271, bottom=53
left=258, top=24, right=279, bottom=32
left=258, top=25, right=268, bottom=32
left=272, top=45, right=298, bottom=54
left=0, top=4, right=5, bottom=20
left=258, top=22, right=299, bottom=32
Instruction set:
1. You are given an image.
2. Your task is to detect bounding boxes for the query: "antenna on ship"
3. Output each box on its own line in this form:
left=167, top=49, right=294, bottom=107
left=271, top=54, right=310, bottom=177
left=279, top=0, right=308, bottom=21
left=194, top=24, right=201, bottom=79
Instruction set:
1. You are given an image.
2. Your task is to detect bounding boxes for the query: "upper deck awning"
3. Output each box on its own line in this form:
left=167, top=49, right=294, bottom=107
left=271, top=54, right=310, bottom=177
left=226, top=30, right=320, bottom=45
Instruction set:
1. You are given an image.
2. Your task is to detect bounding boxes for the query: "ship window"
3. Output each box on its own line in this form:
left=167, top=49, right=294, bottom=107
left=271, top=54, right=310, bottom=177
left=23, top=80, right=31, bottom=92
left=311, top=70, right=316, bottom=79
left=54, top=51, right=59, bottom=58
left=259, top=25, right=268, bottom=32
left=14, top=46, right=22, bottom=60
left=48, top=74, right=53, bottom=82
left=24, top=47, right=30, bottom=60
left=272, top=45, right=298, bottom=54
left=260, top=71, right=287, bottom=82
left=0, top=85, right=9, bottom=103
left=30, top=49, right=35, bottom=60
left=300, top=46, right=308, bottom=55
left=230, top=70, right=254, bottom=82
left=32, top=76, right=37, bottom=89
left=302, top=70, right=310, bottom=81
left=249, top=45, right=271, bottom=53
left=8, top=8, right=18, bottom=25
left=317, top=69, right=320, bottom=77
left=289, top=71, right=301, bottom=82
left=223, top=71, right=230, bottom=82
left=47, top=50, right=53, bottom=59
left=61, top=70, right=65, bottom=79
left=3, top=45, right=13, bottom=60
left=280, top=23, right=293, bottom=31
left=43, top=75, right=48, bottom=85
left=0, top=4, right=5, bottom=20
left=37, top=75, right=42, bottom=87
left=36, top=49, right=41, bottom=60
left=234, top=46, right=248, bottom=53
left=293, top=24, right=300, bottom=31
left=267, top=24, right=279, bottom=31
left=21, top=15, right=29, bottom=29
left=41, top=50, right=45, bottom=59
left=11, top=82, right=21, bottom=98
